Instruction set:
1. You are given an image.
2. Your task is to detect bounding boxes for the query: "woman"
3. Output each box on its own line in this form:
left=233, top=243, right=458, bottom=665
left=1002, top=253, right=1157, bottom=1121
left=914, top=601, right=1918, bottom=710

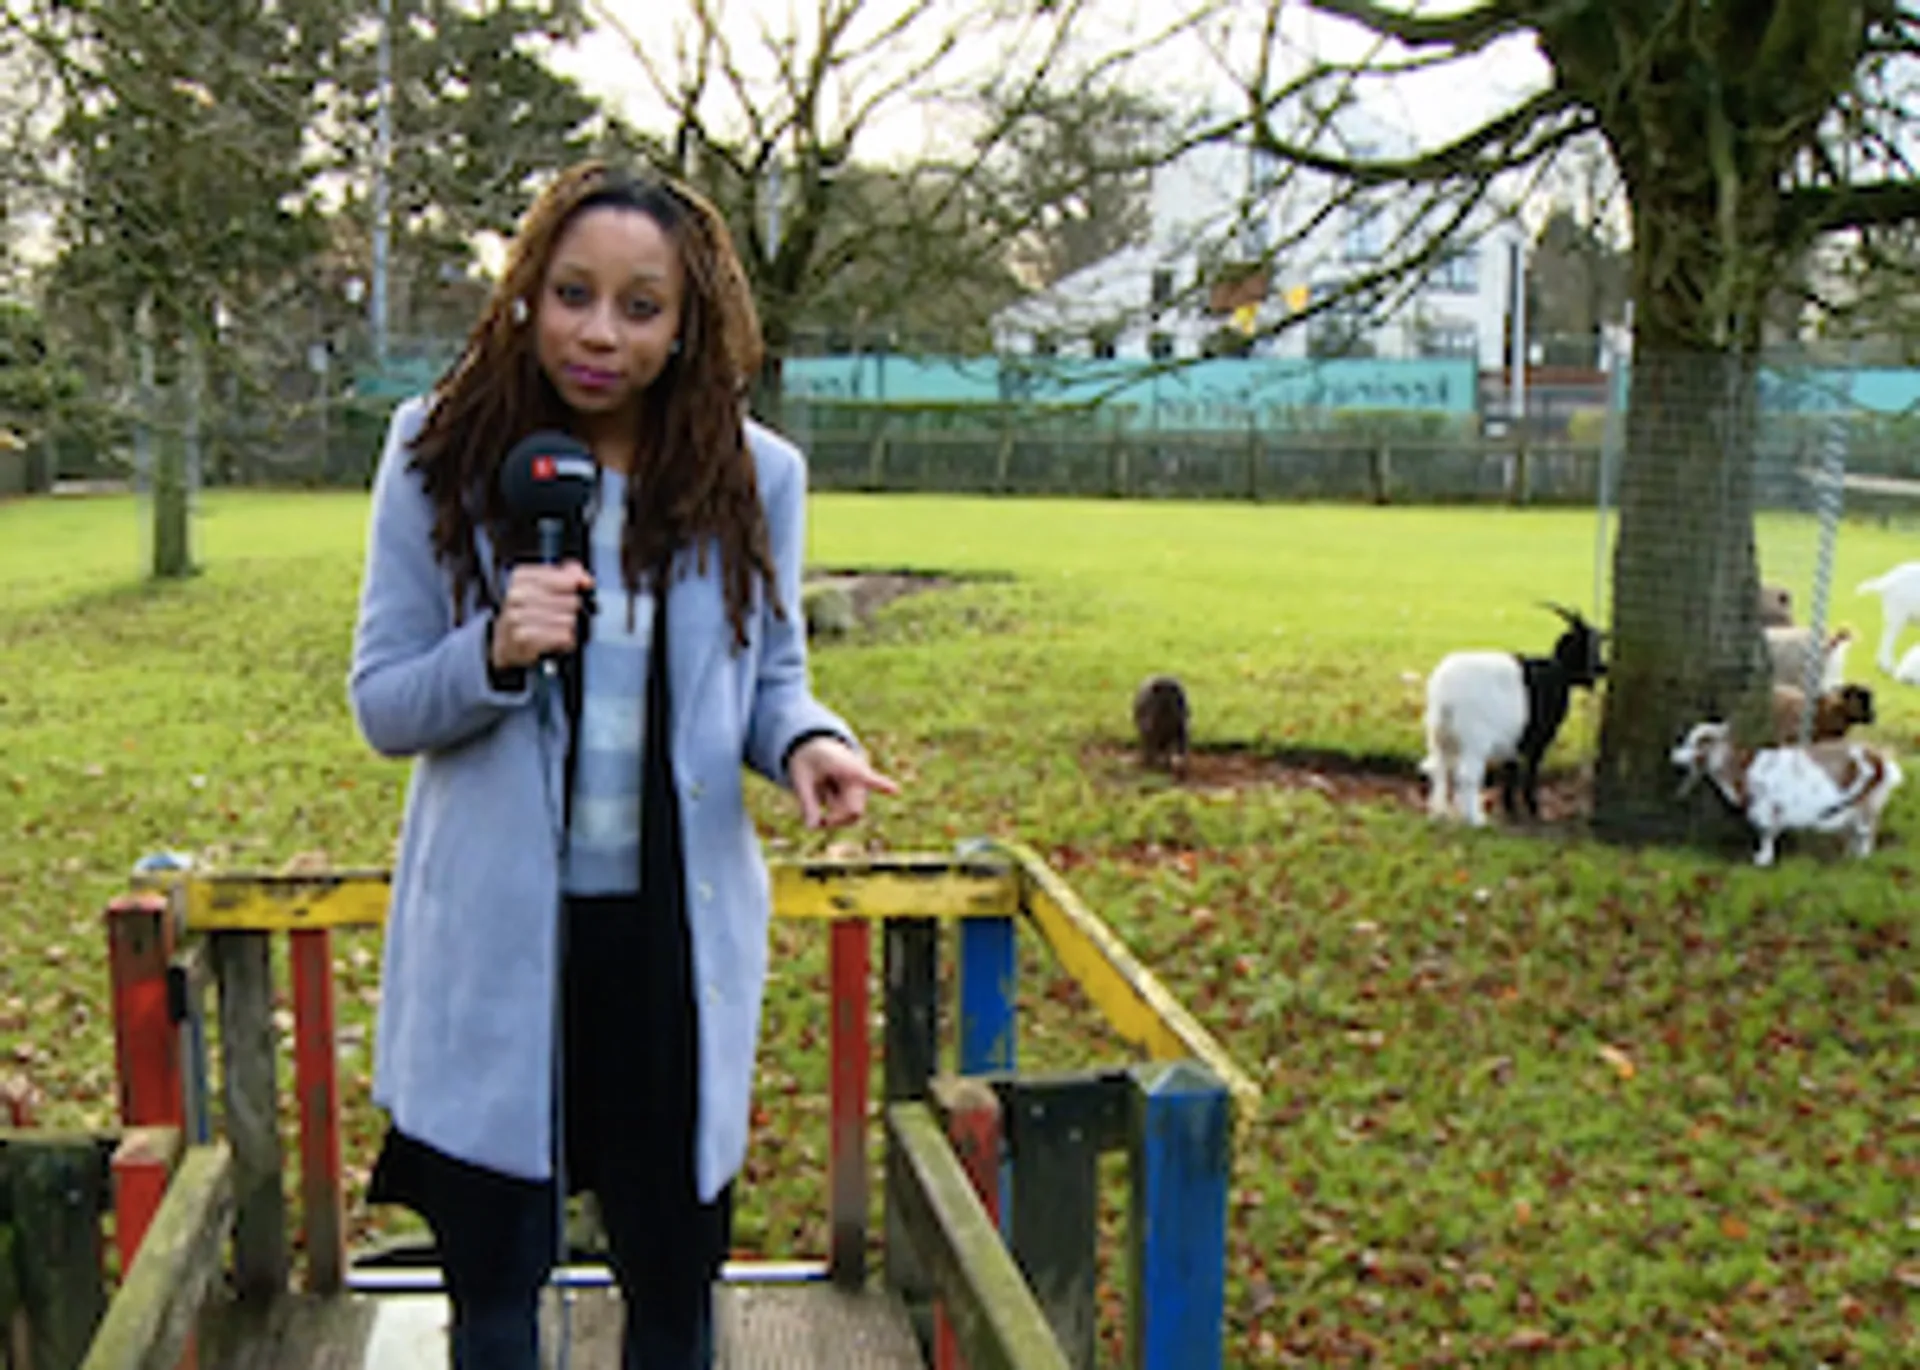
left=348, top=162, right=897, bottom=1370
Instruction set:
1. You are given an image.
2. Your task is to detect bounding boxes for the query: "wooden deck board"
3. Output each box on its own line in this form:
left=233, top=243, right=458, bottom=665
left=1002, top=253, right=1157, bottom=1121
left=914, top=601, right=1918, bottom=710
left=199, top=1284, right=924, bottom=1369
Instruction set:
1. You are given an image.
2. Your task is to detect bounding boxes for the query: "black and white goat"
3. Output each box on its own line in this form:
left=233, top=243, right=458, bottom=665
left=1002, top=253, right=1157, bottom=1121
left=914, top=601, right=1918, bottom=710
left=1422, top=604, right=1608, bottom=825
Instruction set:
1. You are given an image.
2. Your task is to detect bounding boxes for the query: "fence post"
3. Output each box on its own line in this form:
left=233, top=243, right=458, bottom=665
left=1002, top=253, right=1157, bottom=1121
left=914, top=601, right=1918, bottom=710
left=170, top=944, right=213, bottom=1146
left=1370, top=442, right=1393, bottom=504
left=1128, top=1061, right=1229, bottom=1370
left=867, top=423, right=889, bottom=491
left=6, top=1134, right=109, bottom=1370
left=111, top=1125, right=198, bottom=1370
left=930, top=1077, right=1003, bottom=1370
left=828, top=918, right=871, bottom=1289
left=1008, top=1080, right=1101, bottom=1370
left=884, top=919, right=940, bottom=1333
left=213, top=931, right=288, bottom=1300
left=289, top=929, right=345, bottom=1294
left=956, top=917, right=1016, bottom=1079
left=105, top=893, right=184, bottom=1130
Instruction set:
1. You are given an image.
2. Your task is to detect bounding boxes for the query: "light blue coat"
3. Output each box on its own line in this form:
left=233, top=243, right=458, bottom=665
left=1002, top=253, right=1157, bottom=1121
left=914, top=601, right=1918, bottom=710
left=348, top=396, right=851, bottom=1198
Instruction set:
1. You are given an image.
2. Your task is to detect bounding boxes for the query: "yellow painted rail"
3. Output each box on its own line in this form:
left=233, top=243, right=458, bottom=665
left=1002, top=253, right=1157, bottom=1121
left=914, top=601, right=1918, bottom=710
left=980, top=841, right=1261, bottom=1138
left=138, top=845, right=1257, bottom=1133
left=152, top=855, right=1020, bottom=933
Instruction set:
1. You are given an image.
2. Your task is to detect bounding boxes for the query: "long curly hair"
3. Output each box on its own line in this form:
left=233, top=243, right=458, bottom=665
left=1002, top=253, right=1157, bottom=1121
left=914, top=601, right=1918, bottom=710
left=408, top=161, right=778, bottom=648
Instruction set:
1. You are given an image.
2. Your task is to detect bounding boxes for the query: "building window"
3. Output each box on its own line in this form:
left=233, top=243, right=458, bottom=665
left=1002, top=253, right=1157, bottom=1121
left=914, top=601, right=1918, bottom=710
left=1148, top=331, right=1174, bottom=360
left=1032, top=331, right=1058, bottom=357
left=1307, top=286, right=1373, bottom=358
left=1420, top=321, right=1479, bottom=359
left=1343, top=205, right=1384, bottom=262
left=1090, top=331, right=1118, bottom=359
left=1249, top=144, right=1284, bottom=196
left=1431, top=245, right=1478, bottom=293
left=1150, top=268, right=1175, bottom=311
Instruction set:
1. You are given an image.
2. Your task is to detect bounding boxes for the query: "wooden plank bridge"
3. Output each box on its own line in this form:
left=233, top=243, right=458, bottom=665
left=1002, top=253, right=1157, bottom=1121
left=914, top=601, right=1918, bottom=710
left=2, top=842, right=1256, bottom=1370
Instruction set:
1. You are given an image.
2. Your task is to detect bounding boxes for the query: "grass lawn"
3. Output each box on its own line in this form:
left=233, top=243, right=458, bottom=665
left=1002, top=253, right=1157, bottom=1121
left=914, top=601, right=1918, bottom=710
left=2, top=487, right=1915, bottom=1364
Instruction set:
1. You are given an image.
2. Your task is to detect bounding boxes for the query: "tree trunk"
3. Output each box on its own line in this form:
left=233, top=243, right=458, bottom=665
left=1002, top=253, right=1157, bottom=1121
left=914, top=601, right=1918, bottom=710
left=152, top=329, right=197, bottom=580
left=1591, top=236, right=1773, bottom=845
left=751, top=350, right=786, bottom=435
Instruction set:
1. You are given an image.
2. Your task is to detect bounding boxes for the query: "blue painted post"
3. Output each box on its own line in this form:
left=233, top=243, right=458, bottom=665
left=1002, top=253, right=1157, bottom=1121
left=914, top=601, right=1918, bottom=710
left=956, top=915, right=1017, bottom=1075
left=1129, top=1061, right=1230, bottom=1370
left=957, top=914, right=1018, bottom=1234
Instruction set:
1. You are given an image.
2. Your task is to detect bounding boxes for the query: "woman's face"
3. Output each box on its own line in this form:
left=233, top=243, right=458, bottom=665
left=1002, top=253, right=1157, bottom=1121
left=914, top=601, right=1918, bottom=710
left=533, top=204, right=686, bottom=425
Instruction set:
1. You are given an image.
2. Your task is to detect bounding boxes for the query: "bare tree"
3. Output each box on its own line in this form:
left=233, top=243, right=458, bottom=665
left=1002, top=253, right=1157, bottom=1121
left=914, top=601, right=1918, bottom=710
left=1226, top=0, right=1920, bottom=842
left=589, top=0, right=1217, bottom=421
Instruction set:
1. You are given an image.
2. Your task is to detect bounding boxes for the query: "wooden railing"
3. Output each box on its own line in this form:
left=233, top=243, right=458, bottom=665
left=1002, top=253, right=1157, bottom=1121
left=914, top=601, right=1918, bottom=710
left=50, top=840, right=1255, bottom=1370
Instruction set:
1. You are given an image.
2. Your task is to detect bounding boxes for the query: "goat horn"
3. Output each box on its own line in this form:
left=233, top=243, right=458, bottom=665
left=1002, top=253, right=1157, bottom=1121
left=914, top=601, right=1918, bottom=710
left=1538, top=600, right=1581, bottom=624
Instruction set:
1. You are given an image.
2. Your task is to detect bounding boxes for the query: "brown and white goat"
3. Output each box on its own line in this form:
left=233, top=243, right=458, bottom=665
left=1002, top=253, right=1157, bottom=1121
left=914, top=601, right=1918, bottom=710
left=1769, top=682, right=1875, bottom=745
left=1670, top=720, right=1902, bottom=867
left=1765, top=625, right=1854, bottom=691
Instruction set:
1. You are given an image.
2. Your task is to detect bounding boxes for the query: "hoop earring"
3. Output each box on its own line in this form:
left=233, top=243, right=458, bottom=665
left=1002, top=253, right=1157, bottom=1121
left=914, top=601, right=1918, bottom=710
left=510, top=297, right=529, bottom=326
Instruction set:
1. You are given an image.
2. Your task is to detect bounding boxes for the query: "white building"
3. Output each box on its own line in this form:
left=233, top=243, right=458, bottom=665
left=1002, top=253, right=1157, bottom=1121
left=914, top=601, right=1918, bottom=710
left=992, top=115, right=1528, bottom=374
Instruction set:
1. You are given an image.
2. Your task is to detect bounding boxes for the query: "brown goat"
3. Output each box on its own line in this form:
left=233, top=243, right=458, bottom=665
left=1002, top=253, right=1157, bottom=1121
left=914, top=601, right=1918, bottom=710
left=1770, top=683, right=1875, bottom=745
left=1133, top=675, right=1190, bottom=775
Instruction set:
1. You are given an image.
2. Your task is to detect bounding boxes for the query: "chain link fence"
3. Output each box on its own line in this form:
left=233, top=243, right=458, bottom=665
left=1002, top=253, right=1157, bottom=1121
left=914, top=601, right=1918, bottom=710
left=18, top=333, right=1918, bottom=519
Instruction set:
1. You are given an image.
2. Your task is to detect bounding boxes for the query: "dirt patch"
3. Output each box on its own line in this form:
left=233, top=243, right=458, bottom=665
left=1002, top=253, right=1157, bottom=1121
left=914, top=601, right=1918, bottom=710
left=802, top=567, right=958, bottom=626
left=1089, top=740, right=1594, bottom=823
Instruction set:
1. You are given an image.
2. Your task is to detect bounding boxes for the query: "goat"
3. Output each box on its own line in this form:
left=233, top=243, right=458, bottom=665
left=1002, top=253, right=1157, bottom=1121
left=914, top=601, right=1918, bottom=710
left=1133, top=674, right=1190, bottom=776
left=1764, top=625, right=1852, bottom=691
left=1856, top=561, right=1920, bottom=675
left=1758, top=582, right=1794, bottom=628
left=1670, top=720, right=1902, bottom=867
left=1422, top=603, right=1607, bottom=825
left=1770, top=683, right=1874, bottom=744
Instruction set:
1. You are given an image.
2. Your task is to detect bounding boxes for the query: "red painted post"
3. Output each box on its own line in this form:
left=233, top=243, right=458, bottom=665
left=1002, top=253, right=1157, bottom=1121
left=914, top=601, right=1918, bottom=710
left=105, top=892, right=184, bottom=1129
left=112, top=1126, right=196, bottom=1370
left=289, top=928, right=346, bottom=1294
left=2, top=1075, right=33, bottom=1126
left=827, top=918, right=870, bottom=1289
left=934, top=1081, right=1003, bottom=1370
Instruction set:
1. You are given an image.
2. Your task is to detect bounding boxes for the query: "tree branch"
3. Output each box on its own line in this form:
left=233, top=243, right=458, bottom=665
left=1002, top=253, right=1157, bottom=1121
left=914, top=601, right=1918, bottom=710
left=1309, top=0, right=1552, bottom=54
left=1780, top=179, right=1920, bottom=238
left=1251, top=85, right=1591, bottom=186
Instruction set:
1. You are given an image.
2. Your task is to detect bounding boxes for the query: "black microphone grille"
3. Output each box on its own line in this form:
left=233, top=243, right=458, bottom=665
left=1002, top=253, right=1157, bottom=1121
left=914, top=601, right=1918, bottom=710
left=500, top=430, right=597, bottom=520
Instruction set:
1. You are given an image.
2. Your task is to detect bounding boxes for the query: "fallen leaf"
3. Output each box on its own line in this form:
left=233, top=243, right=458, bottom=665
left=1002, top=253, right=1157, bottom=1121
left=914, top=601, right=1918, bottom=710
left=1720, top=1214, right=1749, bottom=1240
left=1598, top=1043, right=1636, bottom=1080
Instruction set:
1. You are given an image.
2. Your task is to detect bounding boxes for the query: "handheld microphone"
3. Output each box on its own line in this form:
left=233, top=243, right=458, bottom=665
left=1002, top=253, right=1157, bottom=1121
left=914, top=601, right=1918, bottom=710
left=498, top=431, right=597, bottom=678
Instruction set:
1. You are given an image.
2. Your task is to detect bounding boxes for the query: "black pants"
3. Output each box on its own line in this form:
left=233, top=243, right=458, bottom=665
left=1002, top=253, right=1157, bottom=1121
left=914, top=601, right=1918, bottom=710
left=387, top=1134, right=717, bottom=1370
left=370, top=896, right=731, bottom=1370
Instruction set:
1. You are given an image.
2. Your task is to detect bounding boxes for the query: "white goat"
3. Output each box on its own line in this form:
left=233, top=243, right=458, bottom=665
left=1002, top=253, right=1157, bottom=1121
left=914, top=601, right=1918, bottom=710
left=1422, top=607, right=1606, bottom=825
left=1670, top=721, right=1902, bottom=867
left=1856, top=561, right=1920, bottom=675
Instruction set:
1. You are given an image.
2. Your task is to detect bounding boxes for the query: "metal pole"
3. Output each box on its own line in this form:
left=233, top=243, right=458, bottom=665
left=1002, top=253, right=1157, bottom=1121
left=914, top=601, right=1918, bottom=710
left=1798, top=344, right=1853, bottom=741
left=372, top=0, right=393, bottom=372
left=1508, top=235, right=1527, bottom=430
left=1593, top=313, right=1626, bottom=625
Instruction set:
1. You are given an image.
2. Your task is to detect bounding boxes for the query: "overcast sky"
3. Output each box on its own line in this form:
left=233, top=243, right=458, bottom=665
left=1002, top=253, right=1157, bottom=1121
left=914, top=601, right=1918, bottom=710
left=552, top=0, right=1555, bottom=164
